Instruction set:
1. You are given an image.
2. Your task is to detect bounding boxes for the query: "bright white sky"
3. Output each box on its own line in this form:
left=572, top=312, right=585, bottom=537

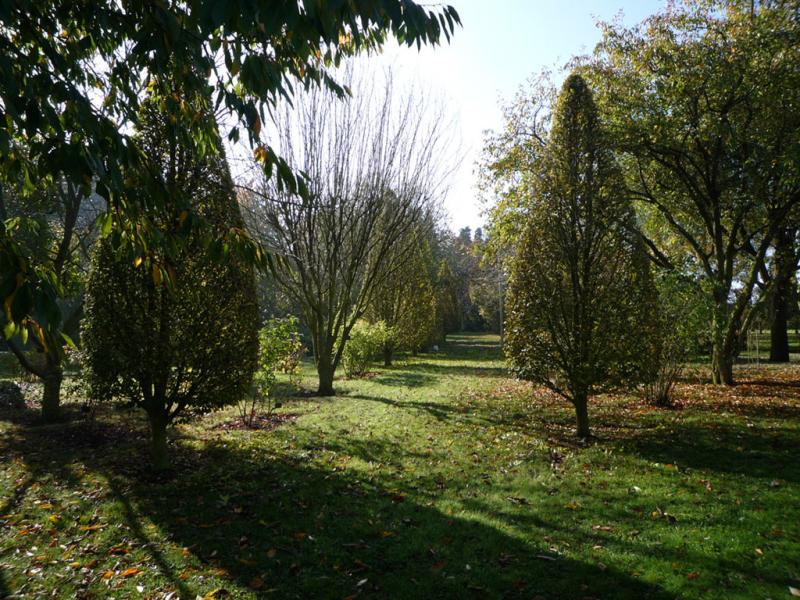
left=375, top=0, right=665, bottom=233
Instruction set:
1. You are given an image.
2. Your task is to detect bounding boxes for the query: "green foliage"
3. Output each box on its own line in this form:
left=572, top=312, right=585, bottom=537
left=479, top=70, right=556, bottom=269
left=434, top=260, right=461, bottom=339
left=505, top=74, right=656, bottom=437
left=642, top=273, right=711, bottom=407
left=81, top=93, right=259, bottom=467
left=257, top=317, right=305, bottom=388
left=342, top=320, right=388, bottom=378
left=240, top=317, right=304, bottom=427
left=367, top=234, right=437, bottom=362
left=583, top=1, right=800, bottom=383
left=0, top=0, right=460, bottom=351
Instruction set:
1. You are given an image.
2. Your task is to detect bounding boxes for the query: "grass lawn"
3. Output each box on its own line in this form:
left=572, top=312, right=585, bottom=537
left=1, top=333, right=799, bottom=599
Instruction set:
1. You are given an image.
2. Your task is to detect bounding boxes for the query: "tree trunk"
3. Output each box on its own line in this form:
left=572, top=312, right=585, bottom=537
left=769, top=228, right=794, bottom=363
left=147, top=409, right=170, bottom=471
left=573, top=394, right=590, bottom=438
left=41, top=368, right=63, bottom=422
left=711, top=295, right=735, bottom=385
left=711, top=344, right=734, bottom=385
left=316, top=354, right=336, bottom=396
left=770, top=297, right=790, bottom=362
left=383, top=343, right=393, bottom=367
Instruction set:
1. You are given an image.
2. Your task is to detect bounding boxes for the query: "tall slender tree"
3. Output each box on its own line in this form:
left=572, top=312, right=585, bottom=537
left=505, top=74, right=655, bottom=438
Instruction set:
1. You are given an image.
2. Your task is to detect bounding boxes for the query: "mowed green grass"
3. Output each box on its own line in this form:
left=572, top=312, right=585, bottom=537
left=1, top=333, right=799, bottom=599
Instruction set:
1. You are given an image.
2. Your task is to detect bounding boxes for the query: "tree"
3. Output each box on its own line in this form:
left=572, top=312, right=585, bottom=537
left=0, top=174, right=100, bottom=421
left=243, top=68, right=454, bottom=395
left=505, top=74, right=655, bottom=438
left=434, top=260, right=461, bottom=341
left=586, top=1, right=800, bottom=383
left=643, top=272, right=709, bottom=407
left=767, top=227, right=799, bottom=362
left=367, top=231, right=437, bottom=365
left=1, top=0, right=460, bottom=351
left=82, top=93, right=258, bottom=469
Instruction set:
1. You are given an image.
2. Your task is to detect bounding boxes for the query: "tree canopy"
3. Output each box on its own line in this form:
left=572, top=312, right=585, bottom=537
left=0, top=0, right=460, bottom=353
left=505, top=74, right=655, bottom=437
left=82, top=92, right=259, bottom=469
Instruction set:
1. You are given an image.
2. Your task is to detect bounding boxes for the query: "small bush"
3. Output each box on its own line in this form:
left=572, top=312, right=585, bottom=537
left=239, top=317, right=304, bottom=427
left=341, top=320, right=388, bottom=378
left=643, top=273, right=707, bottom=407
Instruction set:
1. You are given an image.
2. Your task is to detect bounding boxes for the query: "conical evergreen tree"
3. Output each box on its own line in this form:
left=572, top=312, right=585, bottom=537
left=82, top=91, right=259, bottom=469
left=505, top=73, right=655, bottom=438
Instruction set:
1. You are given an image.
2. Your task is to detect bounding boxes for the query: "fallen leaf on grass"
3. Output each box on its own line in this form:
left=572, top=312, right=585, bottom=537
left=686, top=572, right=699, bottom=580
left=80, top=524, right=105, bottom=531
left=535, top=554, right=558, bottom=561
left=199, top=589, right=230, bottom=599
left=248, top=576, right=265, bottom=590
left=790, top=587, right=800, bottom=598
left=266, top=548, right=277, bottom=558
left=121, top=567, right=142, bottom=577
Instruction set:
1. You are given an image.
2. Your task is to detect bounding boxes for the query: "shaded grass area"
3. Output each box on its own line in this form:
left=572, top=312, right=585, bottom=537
left=0, top=334, right=798, bottom=598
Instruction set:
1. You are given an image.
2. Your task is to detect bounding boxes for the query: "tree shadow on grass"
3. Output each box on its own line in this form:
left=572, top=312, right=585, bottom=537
left=629, top=421, right=800, bottom=484
left=457, top=494, right=797, bottom=597
left=2, top=418, right=673, bottom=599
left=410, top=362, right=509, bottom=379
left=348, top=393, right=476, bottom=424
left=371, top=371, right=436, bottom=388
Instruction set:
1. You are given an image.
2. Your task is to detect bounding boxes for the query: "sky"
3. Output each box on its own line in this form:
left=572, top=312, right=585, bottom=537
left=377, top=0, right=666, bottom=233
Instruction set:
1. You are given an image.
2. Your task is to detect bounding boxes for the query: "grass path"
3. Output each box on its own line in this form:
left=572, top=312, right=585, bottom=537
left=1, top=333, right=799, bottom=598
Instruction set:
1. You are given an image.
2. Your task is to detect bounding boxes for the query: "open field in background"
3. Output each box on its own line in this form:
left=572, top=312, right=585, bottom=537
left=1, top=333, right=799, bottom=599
left=737, top=331, right=800, bottom=363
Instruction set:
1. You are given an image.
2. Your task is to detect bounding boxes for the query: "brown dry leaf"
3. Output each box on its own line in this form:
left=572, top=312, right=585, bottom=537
left=266, top=548, right=277, bottom=558
left=248, top=576, right=265, bottom=590
left=431, top=561, right=445, bottom=571
left=121, top=567, right=142, bottom=578
left=80, top=524, right=104, bottom=531
left=102, top=570, right=114, bottom=580
left=686, top=572, right=699, bottom=580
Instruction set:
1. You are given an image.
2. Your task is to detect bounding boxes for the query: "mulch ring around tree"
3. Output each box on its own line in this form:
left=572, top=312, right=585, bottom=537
left=214, top=413, right=297, bottom=432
